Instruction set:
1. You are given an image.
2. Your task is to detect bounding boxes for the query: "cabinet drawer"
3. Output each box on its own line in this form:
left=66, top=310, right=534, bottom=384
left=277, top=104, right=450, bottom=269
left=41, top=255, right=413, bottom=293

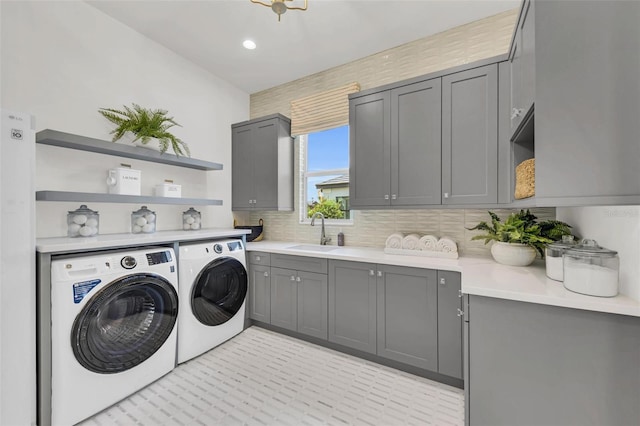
left=248, top=251, right=271, bottom=266
left=271, top=254, right=328, bottom=274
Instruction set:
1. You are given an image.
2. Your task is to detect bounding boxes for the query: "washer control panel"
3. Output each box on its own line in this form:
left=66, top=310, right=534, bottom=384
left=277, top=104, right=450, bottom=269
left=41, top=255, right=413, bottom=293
left=145, top=250, right=173, bottom=266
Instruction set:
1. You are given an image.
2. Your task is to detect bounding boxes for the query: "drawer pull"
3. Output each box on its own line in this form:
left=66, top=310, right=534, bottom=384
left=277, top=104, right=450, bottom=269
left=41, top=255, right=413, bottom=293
left=290, top=275, right=296, bottom=281
left=264, top=271, right=269, bottom=277
left=439, top=277, right=446, bottom=286
left=296, top=276, right=301, bottom=282
left=255, top=255, right=261, bottom=261
left=457, top=308, right=465, bottom=317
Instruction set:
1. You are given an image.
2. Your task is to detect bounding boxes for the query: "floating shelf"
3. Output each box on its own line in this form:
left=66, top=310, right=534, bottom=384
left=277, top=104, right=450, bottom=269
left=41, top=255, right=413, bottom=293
left=36, top=129, right=223, bottom=171
left=36, top=191, right=223, bottom=206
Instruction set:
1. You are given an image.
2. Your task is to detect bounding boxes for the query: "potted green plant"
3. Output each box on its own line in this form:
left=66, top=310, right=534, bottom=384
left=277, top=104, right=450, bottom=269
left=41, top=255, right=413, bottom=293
left=98, top=103, right=190, bottom=157
left=467, top=210, right=572, bottom=266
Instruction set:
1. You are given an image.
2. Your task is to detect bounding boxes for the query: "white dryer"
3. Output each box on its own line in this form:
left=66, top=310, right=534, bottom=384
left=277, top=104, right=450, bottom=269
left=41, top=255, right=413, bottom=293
left=178, top=238, right=247, bottom=364
left=50, top=247, right=179, bottom=426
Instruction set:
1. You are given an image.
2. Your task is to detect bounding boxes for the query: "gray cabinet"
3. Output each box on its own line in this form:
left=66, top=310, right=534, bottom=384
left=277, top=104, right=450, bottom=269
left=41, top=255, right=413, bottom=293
left=376, top=265, right=438, bottom=370
left=328, top=260, right=377, bottom=354
left=509, top=0, right=535, bottom=135
left=442, top=64, right=498, bottom=205
left=248, top=264, right=271, bottom=323
left=252, top=253, right=328, bottom=339
left=350, top=78, right=441, bottom=208
left=466, top=295, right=640, bottom=426
left=231, top=114, right=293, bottom=211
left=437, top=271, right=462, bottom=379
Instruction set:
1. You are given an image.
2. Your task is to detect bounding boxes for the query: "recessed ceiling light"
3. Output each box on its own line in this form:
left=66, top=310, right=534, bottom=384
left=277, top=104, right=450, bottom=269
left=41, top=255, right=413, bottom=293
left=243, top=40, right=257, bottom=50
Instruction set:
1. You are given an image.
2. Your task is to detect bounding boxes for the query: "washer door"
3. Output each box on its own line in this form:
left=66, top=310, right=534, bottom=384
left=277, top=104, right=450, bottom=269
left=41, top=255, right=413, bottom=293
left=191, top=257, right=247, bottom=326
left=71, top=273, right=178, bottom=374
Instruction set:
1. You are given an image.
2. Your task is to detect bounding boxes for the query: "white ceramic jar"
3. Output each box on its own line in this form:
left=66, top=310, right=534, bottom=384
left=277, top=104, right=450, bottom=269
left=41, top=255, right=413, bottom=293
left=563, top=239, right=619, bottom=297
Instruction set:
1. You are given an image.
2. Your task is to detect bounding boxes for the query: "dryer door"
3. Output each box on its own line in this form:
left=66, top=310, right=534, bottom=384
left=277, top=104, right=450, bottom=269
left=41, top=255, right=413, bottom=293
left=191, top=257, right=248, bottom=326
left=71, top=273, right=178, bottom=374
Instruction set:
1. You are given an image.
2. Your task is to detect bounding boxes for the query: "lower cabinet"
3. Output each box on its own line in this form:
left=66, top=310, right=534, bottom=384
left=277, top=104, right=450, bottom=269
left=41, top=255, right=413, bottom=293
left=270, top=267, right=328, bottom=339
left=248, top=252, right=328, bottom=340
left=377, top=265, right=438, bottom=371
left=248, top=252, right=463, bottom=382
left=328, top=260, right=377, bottom=354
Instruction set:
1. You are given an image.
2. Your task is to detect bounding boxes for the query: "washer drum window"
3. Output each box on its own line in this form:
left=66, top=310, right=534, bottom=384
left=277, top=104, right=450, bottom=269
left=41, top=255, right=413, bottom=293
left=191, top=257, right=248, bottom=326
left=71, top=273, right=178, bottom=374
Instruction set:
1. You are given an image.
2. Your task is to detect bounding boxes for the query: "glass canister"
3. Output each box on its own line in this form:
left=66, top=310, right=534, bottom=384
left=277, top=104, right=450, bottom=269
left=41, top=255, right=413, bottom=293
left=563, top=239, right=619, bottom=297
left=545, top=235, right=577, bottom=281
left=131, top=206, right=157, bottom=234
left=182, top=207, right=201, bottom=230
left=67, top=205, right=99, bottom=237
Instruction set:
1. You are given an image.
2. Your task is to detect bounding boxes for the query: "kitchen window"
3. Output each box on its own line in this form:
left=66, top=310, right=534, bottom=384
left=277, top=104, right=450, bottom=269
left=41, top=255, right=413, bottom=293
left=300, top=125, right=351, bottom=223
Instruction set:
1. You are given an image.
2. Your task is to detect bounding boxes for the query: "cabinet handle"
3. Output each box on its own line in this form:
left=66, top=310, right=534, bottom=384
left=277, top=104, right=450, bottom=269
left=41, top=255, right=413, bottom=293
left=252, top=199, right=257, bottom=204
left=458, top=289, right=463, bottom=298
left=255, top=255, right=261, bottom=261
left=391, top=194, right=397, bottom=200
left=264, top=271, right=269, bottom=277
left=377, top=271, right=382, bottom=277
left=290, top=275, right=296, bottom=281
left=249, top=199, right=252, bottom=204
left=384, top=194, right=389, bottom=200
left=443, top=192, right=449, bottom=199
left=296, top=276, right=301, bottom=282
left=439, top=277, right=446, bottom=286
left=457, top=308, right=465, bottom=317
left=511, top=107, right=523, bottom=120
left=369, top=269, right=375, bottom=276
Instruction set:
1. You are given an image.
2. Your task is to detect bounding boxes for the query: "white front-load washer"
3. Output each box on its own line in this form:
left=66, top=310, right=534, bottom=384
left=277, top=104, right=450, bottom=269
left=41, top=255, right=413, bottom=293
left=178, top=238, right=247, bottom=364
left=50, top=247, right=179, bottom=426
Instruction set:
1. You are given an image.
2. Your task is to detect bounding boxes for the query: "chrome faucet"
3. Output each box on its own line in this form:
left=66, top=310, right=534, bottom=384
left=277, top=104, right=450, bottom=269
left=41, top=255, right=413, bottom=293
left=310, top=212, right=331, bottom=245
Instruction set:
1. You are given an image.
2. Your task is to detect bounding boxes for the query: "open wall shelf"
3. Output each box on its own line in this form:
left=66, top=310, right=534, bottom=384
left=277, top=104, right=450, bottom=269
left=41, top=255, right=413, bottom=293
left=36, top=191, right=223, bottom=206
left=36, top=129, right=223, bottom=171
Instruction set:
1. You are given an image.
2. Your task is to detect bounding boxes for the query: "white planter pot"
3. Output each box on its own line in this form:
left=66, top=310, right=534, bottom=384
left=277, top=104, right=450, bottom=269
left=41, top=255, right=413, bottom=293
left=491, top=242, right=537, bottom=266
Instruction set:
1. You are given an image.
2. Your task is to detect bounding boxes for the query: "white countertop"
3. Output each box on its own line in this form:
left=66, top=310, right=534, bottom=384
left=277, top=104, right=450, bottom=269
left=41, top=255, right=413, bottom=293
left=247, top=241, right=640, bottom=318
left=36, top=228, right=250, bottom=253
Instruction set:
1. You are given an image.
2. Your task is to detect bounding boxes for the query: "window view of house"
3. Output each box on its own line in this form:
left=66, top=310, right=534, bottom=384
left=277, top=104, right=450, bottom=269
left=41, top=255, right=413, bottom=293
left=303, top=125, right=350, bottom=220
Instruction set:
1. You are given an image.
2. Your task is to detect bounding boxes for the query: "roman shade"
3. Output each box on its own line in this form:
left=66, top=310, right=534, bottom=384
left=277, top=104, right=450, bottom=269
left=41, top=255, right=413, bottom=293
left=290, top=82, right=360, bottom=136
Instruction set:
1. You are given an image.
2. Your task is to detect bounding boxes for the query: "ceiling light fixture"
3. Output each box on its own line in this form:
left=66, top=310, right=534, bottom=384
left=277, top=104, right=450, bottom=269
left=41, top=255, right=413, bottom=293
left=243, top=40, right=257, bottom=50
left=250, top=0, right=308, bottom=22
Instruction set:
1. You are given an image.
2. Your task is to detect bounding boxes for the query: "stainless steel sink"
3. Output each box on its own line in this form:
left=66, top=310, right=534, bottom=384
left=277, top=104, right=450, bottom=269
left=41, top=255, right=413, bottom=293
left=286, top=244, right=340, bottom=252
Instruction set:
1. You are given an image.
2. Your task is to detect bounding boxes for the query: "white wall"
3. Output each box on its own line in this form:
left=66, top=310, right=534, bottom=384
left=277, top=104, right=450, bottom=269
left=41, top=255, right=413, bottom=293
left=557, top=206, right=640, bottom=301
left=1, top=0, right=249, bottom=238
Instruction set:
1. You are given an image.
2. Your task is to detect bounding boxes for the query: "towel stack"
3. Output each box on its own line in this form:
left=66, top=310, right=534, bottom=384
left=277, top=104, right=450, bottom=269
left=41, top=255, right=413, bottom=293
left=384, top=233, right=459, bottom=258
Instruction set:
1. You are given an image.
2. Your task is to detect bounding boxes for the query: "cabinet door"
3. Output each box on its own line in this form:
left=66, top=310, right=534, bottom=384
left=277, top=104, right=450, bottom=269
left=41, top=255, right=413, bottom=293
left=437, top=270, right=462, bottom=379
left=390, top=79, right=442, bottom=206
left=252, top=118, right=279, bottom=210
left=349, top=92, right=391, bottom=208
left=442, top=64, right=498, bottom=205
left=231, top=124, right=255, bottom=210
left=269, top=267, right=297, bottom=332
left=248, top=264, right=271, bottom=323
left=328, top=260, right=377, bottom=354
left=376, top=265, right=438, bottom=370
left=519, top=0, right=535, bottom=121
left=297, top=271, right=328, bottom=340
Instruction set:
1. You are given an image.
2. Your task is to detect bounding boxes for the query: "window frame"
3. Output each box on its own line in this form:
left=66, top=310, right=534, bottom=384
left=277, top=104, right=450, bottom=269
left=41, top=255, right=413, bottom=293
left=299, top=131, right=353, bottom=225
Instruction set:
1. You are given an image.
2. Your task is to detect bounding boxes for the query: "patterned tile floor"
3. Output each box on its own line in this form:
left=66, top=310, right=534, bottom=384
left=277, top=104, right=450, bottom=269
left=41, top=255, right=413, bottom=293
left=81, top=326, right=464, bottom=426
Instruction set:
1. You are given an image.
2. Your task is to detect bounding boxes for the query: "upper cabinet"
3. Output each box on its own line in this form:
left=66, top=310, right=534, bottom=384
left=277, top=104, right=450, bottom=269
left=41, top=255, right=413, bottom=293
left=350, top=79, right=441, bottom=209
left=508, top=0, right=640, bottom=207
left=349, top=57, right=507, bottom=209
left=231, top=114, right=293, bottom=211
left=442, top=64, right=498, bottom=205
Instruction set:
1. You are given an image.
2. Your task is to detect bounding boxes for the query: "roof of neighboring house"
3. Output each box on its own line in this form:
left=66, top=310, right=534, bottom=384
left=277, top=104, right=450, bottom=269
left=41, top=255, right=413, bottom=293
left=315, top=175, right=349, bottom=189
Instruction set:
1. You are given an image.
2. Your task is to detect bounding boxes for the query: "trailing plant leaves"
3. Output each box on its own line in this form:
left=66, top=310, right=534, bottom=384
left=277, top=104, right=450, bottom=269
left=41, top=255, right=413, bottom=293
left=98, top=103, right=190, bottom=157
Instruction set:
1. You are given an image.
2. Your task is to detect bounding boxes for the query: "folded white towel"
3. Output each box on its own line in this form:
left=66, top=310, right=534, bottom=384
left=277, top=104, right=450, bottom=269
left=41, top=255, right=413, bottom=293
left=436, top=237, right=458, bottom=253
left=402, top=233, right=421, bottom=250
left=418, top=235, right=438, bottom=251
left=385, top=233, right=404, bottom=249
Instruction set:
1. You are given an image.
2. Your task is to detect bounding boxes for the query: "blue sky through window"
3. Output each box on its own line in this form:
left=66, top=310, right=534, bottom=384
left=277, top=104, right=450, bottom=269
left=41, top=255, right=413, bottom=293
left=307, top=125, right=349, bottom=171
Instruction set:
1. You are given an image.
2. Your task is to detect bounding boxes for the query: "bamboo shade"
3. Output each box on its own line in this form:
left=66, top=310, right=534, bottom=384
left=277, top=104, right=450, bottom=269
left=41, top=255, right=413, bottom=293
left=290, top=82, right=360, bottom=136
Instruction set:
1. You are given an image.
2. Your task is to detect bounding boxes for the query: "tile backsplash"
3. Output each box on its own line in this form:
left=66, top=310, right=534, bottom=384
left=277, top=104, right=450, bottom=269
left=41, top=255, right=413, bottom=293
left=245, top=207, right=555, bottom=257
